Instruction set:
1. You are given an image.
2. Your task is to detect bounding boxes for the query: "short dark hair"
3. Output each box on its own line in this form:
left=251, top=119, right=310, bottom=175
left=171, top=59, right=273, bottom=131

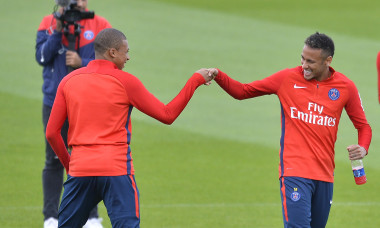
left=94, top=28, right=127, bottom=55
left=304, top=32, right=335, bottom=58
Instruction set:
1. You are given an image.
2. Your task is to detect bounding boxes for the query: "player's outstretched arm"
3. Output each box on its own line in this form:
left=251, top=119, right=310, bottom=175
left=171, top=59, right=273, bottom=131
left=212, top=68, right=253, bottom=100
left=212, top=68, right=284, bottom=99
left=125, top=69, right=213, bottom=125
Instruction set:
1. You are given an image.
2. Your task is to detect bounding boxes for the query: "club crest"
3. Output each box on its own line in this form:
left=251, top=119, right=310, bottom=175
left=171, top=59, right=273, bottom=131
left=328, top=88, right=340, bottom=101
left=290, top=188, right=301, bottom=202
left=84, top=30, right=95, bottom=40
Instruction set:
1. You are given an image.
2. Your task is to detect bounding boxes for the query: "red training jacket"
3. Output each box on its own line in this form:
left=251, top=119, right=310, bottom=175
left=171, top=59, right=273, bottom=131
left=46, top=60, right=206, bottom=176
left=215, top=66, right=372, bottom=182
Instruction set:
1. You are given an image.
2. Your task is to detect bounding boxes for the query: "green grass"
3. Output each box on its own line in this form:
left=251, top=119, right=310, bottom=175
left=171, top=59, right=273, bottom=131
left=1, top=0, right=380, bottom=227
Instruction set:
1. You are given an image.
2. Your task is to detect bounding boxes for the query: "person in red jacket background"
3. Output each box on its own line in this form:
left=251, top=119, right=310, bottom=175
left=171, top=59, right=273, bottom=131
left=46, top=28, right=214, bottom=227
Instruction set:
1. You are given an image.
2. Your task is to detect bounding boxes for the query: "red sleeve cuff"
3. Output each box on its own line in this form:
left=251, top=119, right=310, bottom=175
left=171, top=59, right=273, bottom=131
left=192, top=72, right=206, bottom=84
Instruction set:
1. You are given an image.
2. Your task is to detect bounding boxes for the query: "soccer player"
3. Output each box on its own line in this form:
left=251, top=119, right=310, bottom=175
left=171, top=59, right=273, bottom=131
left=45, top=28, right=214, bottom=227
left=207, top=32, right=372, bottom=227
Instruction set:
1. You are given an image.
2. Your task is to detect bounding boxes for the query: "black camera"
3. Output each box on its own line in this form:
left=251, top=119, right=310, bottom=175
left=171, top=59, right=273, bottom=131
left=54, top=0, right=95, bottom=72
left=54, top=0, right=94, bottom=24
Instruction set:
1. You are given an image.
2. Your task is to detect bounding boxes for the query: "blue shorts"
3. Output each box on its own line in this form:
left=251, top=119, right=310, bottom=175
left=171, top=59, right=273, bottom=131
left=58, top=175, right=140, bottom=228
left=279, top=176, right=333, bottom=228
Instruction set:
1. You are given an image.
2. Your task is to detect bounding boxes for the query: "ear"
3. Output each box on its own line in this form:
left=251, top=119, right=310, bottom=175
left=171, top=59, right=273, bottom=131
left=325, top=56, right=333, bottom=67
left=108, top=48, right=117, bottom=58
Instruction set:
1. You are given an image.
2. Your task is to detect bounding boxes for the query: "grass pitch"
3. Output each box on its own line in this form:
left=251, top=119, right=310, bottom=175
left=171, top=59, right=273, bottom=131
left=1, top=0, right=380, bottom=227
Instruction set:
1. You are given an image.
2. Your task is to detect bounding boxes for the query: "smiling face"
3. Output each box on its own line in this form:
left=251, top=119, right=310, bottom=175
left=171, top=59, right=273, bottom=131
left=112, top=40, right=130, bottom=70
left=301, top=45, right=332, bottom=81
left=94, top=28, right=130, bottom=68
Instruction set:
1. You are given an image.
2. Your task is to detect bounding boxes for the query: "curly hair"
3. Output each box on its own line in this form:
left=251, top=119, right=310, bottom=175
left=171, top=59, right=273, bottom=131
left=304, top=32, right=335, bottom=58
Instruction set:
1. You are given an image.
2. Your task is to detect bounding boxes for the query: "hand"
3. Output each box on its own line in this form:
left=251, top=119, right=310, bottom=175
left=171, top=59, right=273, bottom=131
left=55, top=7, right=64, bottom=32
left=347, top=145, right=367, bottom=160
left=207, top=68, right=219, bottom=78
left=196, top=68, right=218, bottom=85
left=66, top=50, right=82, bottom=68
left=196, top=68, right=214, bottom=85
left=56, top=20, right=63, bottom=32
left=204, top=68, right=219, bottom=85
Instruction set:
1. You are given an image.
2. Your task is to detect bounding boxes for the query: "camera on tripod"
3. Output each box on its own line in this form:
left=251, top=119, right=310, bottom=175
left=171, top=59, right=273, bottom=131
left=54, top=0, right=94, bottom=24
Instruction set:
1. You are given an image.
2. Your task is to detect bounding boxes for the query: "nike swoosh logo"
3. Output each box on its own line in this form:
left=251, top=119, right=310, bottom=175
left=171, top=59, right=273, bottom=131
left=294, top=84, right=307, bottom=89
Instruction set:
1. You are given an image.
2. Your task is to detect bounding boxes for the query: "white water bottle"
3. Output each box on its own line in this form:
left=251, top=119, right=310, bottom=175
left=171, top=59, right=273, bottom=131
left=351, top=159, right=367, bottom=185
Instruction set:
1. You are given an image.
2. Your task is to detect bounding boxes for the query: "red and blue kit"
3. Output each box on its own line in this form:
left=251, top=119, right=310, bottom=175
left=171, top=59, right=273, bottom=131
left=46, top=59, right=206, bottom=226
left=215, top=66, right=372, bottom=183
left=46, top=60, right=206, bottom=177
